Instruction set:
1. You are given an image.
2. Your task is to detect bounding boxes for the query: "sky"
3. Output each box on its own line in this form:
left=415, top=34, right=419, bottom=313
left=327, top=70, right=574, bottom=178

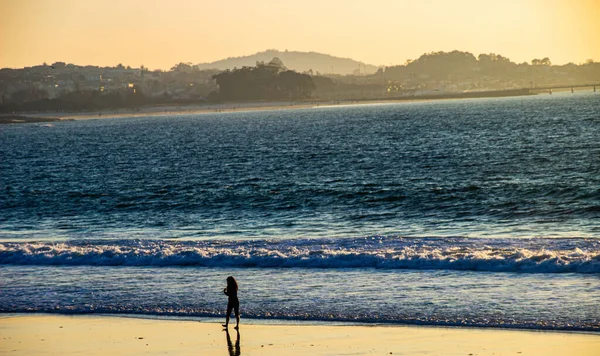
left=1, top=0, right=599, bottom=70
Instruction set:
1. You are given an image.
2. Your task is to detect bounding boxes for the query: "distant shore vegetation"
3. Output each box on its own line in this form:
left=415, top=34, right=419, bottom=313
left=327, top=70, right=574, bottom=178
left=1, top=50, right=598, bottom=113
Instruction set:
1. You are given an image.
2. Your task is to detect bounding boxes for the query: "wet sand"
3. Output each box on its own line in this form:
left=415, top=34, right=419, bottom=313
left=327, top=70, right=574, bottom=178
left=1, top=314, right=598, bottom=355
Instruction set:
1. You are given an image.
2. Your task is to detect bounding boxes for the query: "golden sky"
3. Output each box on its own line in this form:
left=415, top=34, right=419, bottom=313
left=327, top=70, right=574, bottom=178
left=1, top=0, right=599, bottom=69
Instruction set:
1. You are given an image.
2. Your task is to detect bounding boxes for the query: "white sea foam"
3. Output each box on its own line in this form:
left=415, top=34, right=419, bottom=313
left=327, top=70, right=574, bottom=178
left=1, top=237, right=598, bottom=273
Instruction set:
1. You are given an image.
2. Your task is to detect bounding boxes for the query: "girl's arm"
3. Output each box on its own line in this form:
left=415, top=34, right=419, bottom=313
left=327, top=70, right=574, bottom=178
left=223, top=287, right=229, bottom=296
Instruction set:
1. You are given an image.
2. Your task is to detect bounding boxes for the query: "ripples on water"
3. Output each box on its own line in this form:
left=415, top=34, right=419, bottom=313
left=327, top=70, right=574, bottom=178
left=1, top=93, right=599, bottom=239
left=0, top=93, right=599, bottom=331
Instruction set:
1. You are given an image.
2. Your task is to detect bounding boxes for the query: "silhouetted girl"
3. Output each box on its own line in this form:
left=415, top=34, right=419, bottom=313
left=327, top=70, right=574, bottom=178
left=223, top=276, right=240, bottom=329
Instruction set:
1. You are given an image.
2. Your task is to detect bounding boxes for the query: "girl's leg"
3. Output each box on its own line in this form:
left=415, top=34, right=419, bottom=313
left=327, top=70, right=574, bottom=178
left=234, top=305, right=240, bottom=329
left=224, top=305, right=232, bottom=327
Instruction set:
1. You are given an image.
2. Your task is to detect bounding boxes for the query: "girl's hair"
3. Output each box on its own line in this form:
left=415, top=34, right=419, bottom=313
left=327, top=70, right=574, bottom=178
left=226, top=276, right=238, bottom=291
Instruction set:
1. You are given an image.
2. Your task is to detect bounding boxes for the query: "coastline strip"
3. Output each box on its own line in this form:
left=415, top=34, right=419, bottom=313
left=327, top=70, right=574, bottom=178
left=3, top=88, right=537, bottom=123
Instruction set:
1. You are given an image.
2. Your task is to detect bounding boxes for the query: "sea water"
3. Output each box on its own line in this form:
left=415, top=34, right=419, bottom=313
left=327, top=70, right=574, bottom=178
left=1, top=92, right=599, bottom=331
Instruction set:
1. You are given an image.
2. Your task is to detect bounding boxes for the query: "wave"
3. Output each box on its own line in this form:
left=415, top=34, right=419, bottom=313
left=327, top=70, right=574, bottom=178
left=5, top=308, right=598, bottom=332
left=1, top=237, right=599, bottom=273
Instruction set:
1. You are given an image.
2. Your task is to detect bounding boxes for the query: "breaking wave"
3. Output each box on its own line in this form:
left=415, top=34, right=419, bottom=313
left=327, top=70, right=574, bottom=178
left=1, top=237, right=599, bottom=273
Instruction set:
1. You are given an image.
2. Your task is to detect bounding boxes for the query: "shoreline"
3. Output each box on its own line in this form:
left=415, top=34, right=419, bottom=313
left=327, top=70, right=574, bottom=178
left=1, top=88, right=540, bottom=124
left=2, top=99, right=425, bottom=123
left=2, top=311, right=599, bottom=334
left=1, top=313, right=598, bottom=355
left=3, top=312, right=599, bottom=336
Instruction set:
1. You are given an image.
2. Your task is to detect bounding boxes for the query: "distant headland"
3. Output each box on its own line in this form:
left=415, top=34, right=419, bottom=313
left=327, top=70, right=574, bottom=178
left=1, top=50, right=598, bottom=119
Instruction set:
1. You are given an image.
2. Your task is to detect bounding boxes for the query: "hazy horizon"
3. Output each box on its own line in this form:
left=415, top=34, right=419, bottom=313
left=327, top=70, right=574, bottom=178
left=1, top=0, right=599, bottom=70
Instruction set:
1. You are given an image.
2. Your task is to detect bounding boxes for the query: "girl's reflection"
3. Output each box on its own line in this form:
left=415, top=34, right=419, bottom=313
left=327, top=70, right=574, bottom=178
left=225, top=329, right=240, bottom=356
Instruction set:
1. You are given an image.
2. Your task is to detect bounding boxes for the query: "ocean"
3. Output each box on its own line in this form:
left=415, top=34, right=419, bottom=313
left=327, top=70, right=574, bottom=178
left=1, top=92, right=599, bottom=331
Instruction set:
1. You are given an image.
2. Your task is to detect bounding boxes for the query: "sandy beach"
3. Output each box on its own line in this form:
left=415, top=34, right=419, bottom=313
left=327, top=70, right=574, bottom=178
left=1, top=314, right=598, bottom=355
left=3, top=87, right=544, bottom=124
left=18, top=101, right=330, bottom=122
left=10, top=94, right=497, bottom=123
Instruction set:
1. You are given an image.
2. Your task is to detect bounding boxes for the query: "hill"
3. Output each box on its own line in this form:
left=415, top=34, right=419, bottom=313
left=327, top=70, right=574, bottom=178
left=196, top=49, right=379, bottom=75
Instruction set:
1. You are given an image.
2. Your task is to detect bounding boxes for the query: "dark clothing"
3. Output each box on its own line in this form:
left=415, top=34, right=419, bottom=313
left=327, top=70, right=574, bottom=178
left=227, top=297, right=240, bottom=316
left=224, top=287, right=237, bottom=299
left=224, top=288, right=239, bottom=316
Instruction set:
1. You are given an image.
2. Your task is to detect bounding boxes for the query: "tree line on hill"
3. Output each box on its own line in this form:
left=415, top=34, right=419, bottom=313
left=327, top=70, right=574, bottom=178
left=380, top=51, right=598, bottom=87
left=211, top=58, right=315, bottom=101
